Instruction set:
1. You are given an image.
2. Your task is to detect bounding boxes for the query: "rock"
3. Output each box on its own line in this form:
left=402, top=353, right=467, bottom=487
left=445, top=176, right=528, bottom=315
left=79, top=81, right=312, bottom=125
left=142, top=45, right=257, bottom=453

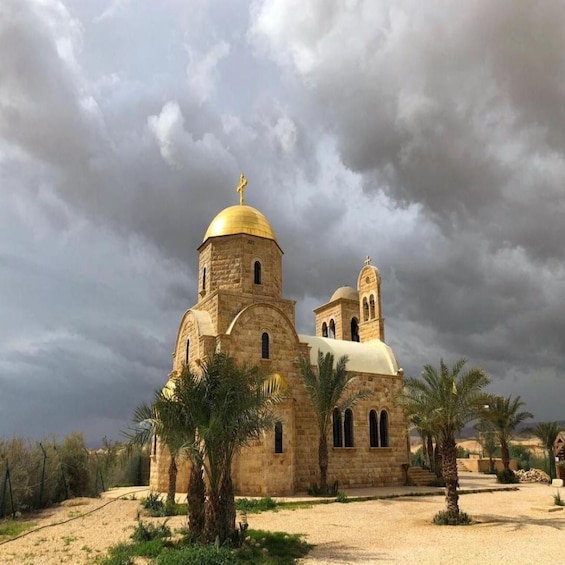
left=515, top=468, right=551, bottom=483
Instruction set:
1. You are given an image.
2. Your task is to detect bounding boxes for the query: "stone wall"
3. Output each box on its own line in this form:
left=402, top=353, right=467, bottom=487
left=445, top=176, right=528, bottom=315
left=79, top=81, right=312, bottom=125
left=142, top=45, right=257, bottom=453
left=314, top=298, right=359, bottom=341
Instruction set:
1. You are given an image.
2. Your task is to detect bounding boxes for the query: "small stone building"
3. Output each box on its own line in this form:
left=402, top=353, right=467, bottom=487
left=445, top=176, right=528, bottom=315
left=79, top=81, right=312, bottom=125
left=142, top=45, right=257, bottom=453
left=150, top=188, right=409, bottom=495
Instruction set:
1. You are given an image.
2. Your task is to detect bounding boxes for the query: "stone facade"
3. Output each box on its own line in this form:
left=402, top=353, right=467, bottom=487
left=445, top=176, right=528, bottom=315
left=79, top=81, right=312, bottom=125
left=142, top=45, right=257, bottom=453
left=150, top=201, right=410, bottom=495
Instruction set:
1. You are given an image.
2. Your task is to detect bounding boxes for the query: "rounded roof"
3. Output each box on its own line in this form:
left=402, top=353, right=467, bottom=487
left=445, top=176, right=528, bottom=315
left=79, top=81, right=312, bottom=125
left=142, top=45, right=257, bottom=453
left=298, top=335, right=399, bottom=376
left=330, top=285, right=359, bottom=302
left=203, top=205, right=277, bottom=243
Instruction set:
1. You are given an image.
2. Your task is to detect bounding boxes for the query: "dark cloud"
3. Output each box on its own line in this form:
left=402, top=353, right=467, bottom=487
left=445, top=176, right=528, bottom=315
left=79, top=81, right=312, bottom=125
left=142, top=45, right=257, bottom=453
left=1, top=0, right=564, bottom=443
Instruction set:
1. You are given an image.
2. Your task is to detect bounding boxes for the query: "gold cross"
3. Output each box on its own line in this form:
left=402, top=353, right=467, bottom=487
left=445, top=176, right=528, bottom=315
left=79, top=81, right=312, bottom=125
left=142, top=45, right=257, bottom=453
left=236, top=173, right=247, bottom=205
left=364, top=255, right=372, bottom=266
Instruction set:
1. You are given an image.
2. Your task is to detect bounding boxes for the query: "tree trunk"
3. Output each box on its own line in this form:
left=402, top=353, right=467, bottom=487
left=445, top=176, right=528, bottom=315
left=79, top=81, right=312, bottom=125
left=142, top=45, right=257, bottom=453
left=434, top=443, right=442, bottom=478
left=547, top=448, right=557, bottom=481
left=167, top=456, right=177, bottom=505
left=187, top=458, right=205, bottom=541
left=204, top=489, right=221, bottom=544
left=426, top=435, right=434, bottom=472
left=219, top=473, right=236, bottom=543
left=440, top=435, right=459, bottom=517
left=319, top=434, right=328, bottom=493
left=500, top=440, right=510, bottom=472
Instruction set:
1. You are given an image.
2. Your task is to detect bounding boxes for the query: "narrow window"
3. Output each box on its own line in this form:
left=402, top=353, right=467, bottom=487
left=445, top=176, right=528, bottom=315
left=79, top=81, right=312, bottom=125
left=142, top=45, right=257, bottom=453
left=369, top=295, right=376, bottom=319
left=202, top=267, right=206, bottom=290
left=332, top=408, right=343, bottom=447
left=363, top=298, right=369, bottom=322
left=322, top=322, right=328, bottom=337
left=329, top=319, right=336, bottom=339
left=344, top=408, right=354, bottom=447
left=261, top=332, right=270, bottom=359
left=152, top=434, right=158, bottom=456
left=274, top=422, right=283, bottom=453
left=185, top=339, right=190, bottom=365
left=380, top=410, right=389, bottom=447
left=254, top=261, right=262, bottom=284
left=351, top=318, right=359, bottom=342
left=369, top=410, right=379, bottom=447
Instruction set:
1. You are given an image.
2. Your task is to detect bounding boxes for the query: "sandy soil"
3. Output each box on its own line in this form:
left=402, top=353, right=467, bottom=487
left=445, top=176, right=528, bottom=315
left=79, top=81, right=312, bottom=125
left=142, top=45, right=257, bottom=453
left=1, top=483, right=563, bottom=564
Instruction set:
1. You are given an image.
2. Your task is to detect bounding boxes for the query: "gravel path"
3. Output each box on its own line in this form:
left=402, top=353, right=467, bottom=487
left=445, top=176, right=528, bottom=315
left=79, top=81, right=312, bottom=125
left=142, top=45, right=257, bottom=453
left=1, top=483, right=563, bottom=564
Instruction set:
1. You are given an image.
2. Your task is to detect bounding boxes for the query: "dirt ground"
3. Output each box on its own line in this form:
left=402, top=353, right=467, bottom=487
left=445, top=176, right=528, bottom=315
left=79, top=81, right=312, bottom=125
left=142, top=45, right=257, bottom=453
left=0, top=482, right=563, bottom=564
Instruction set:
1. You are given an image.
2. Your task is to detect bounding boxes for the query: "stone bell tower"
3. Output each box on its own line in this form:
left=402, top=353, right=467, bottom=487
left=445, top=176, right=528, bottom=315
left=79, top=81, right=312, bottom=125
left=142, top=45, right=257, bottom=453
left=357, top=256, right=384, bottom=342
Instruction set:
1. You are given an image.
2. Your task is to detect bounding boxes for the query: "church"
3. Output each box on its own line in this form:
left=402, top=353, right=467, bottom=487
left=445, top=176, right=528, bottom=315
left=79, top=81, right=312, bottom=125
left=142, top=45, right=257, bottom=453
left=150, top=176, right=410, bottom=495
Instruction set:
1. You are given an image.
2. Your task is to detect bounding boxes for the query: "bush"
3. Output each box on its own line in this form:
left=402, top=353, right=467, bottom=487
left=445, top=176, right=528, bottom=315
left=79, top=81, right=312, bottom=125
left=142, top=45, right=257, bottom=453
left=433, top=510, right=472, bottom=525
left=156, top=545, right=234, bottom=565
left=411, top=447, right=424, bottom=467
left=554, top=491, right=564, bottom=507
left=509, top=444, right=531, bottom=471
left=0, top=434, right=150, bottom=516
left=235, top=497, right=277, bottom=514
left=456, top=446, right=470, bottom=459
left=335, top=492, right=349, bottom=503
left=130, top=519, right=171, bottom=543
left=496, top=469, right=519, bottom=484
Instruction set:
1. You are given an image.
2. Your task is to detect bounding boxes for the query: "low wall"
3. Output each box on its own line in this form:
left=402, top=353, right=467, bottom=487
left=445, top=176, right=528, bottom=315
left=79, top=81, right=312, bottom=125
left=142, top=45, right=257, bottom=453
left=458, top=457, right=517, bottom=473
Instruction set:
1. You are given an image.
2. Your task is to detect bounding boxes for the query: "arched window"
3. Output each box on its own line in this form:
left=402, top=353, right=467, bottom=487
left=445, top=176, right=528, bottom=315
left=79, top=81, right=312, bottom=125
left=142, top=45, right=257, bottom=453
left=185, top=339, right=190, bottom=365
left=261, top=332, right=270, bottom=359
left=369, top=295, right=376, bottom=319
left=363, top=298, right=369, bottom=322
left=254, top=261, right=262, bottom=285
left=344, top=409, right=354, bottom=447
left=351, top=318, right=359, bottom=342
left=329, top=319, right=336, bottom=339
left=322, top=322, right=328, bottom=337
left=202, top=267, right=206, bottom=291
left=380, top=410, right=389, bottom=447
left=274, top=422, right=283, bottom=453
left=369, top=410, right=379, bottom=447
left=332, top=408, right=343, bottom=447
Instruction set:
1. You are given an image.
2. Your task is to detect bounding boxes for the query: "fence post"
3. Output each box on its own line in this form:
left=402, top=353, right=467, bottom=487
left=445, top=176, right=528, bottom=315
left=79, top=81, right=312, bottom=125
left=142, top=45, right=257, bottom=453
left=0, top=461, right=15, bottom=518
left=95, top=452, right=106, bottom=492
left=0, top=461, right=7, bottom=519
left=38, top=443, right=47, bottom=508
left=54, top=445, right=69, bottom=500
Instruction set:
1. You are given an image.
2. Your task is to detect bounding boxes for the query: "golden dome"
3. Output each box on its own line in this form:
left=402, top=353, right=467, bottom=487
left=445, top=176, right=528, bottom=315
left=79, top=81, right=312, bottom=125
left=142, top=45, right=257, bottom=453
left=203, top=205, right=277, bottom=243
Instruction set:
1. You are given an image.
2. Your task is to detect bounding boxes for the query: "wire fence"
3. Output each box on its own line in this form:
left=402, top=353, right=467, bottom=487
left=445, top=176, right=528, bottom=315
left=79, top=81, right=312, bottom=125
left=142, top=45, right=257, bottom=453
left=0, top=436, right=149, bottom=518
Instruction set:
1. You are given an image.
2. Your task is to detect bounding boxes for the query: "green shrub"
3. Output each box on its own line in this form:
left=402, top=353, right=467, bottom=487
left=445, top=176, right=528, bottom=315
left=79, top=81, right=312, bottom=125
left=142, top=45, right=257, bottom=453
left=141, top=492, right=165, bottom=515
left=235, top=497, right=277, bottom=514
left=130, top=519, right=171, bottom=543
left=155, top=545, right=234, bottom=565
left=554, top=491, right=564, bottom=507
left=509, top=444, right=531, bottom=471
left=411, top=447, right=424, bottom=467
left=496, top=469, right=519, bottom=484
left=335, top=491, right=349, bottom=503
left=95, top=542, right=135, bottom=565
left=0, top=433, right=150, bottom=516
left=433, top=510, right=472, bottom=525
left=456, top=446, right=470, bottom=458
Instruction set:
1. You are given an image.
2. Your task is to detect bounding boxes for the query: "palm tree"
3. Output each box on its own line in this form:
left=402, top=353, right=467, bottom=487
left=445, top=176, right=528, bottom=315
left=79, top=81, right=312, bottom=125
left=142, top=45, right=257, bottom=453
left=482, top=395, right=532, bottom=474
left=125, top=386, right=186, bottom=505
left=299, top=350, right=369, bottom=494
left=398, top=359, right=489, bottom=522
left=531, top=422, right=562, bottom=481
left=194, top=353, right=286, bottom=544
left=125, top=368, right=207, bottom=539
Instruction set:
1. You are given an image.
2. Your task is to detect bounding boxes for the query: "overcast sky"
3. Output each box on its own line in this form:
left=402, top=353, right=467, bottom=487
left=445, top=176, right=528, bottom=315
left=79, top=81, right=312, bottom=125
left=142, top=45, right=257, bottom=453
left=2, top=0, right=564, bottom=444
